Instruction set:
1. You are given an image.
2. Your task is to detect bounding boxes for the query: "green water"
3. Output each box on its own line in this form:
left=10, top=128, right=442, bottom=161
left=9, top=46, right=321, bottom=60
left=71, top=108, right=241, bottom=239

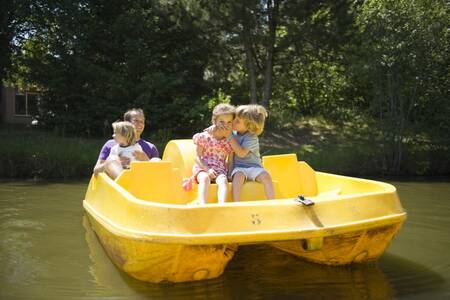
left=0, top=179, right=449, bottom=299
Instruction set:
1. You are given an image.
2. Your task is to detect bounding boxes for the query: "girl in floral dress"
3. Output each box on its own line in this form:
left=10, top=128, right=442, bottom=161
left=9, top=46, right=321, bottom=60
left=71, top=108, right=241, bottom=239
left=183, top=103, right=236, bottom=204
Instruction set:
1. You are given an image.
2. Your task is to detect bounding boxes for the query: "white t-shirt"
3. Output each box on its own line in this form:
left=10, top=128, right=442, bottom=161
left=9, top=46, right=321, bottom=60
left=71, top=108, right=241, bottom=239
left=108, top=143, right=143, bottom=168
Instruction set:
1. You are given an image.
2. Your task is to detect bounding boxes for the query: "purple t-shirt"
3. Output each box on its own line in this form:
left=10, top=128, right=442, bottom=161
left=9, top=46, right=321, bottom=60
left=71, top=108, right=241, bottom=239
left=98, top=139, right=159, bottom=161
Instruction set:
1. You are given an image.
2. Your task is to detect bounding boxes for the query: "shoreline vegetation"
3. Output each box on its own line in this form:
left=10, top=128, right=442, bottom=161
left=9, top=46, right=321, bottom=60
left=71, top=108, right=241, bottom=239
left=2, top=1, right=448, bottom=182
left=1, top=120, right=448, bottom=180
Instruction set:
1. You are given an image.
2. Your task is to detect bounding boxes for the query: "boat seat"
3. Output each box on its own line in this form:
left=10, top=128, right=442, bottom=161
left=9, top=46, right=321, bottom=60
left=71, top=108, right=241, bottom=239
left=163, top=140, right=285, bottom=203
left=262, top=153, right=318, bottom=197
left=115, top=161, right=188, bottom=204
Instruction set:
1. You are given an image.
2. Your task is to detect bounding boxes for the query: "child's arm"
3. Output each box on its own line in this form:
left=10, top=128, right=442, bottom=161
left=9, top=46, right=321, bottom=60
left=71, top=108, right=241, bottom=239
left=206, top=125, right=230, bottom=139
left=93, top=153, right=119, bottom=175
left=195, top=145, right=218, bottom=179
left=132, top=144, right=148, bottom=161
left=193, top=133, right=217, bottom=178
left=228, top=137, right=250, bottom=158
left=94, top=146, right=118, bottom=174
left=133, top=150, right=149, bottom=161
left=93, top=159, right=107, bottom=174
left=195, top=145, right=211, bottom=172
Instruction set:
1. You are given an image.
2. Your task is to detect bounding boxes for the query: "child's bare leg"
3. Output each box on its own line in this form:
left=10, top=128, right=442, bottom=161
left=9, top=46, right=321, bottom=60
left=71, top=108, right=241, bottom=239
left=256, top=172, right=275, bottom=200
left=216, top=174, right=228, bottom=204
left=196, top=172, right=210, bottom=205
left=232, top=172, right=246, bottom=202
left=105, top=160, right=123, bottom=179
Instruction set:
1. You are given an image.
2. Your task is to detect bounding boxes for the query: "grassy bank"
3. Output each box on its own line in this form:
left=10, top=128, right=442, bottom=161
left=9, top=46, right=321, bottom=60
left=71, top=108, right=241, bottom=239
left=0, top=124, right=167, bottom=179
left=261, top=117, right=449, bottom=176
left=0, top=125, right=104, bottom=179
left=1, top=120, right=448, bottom=180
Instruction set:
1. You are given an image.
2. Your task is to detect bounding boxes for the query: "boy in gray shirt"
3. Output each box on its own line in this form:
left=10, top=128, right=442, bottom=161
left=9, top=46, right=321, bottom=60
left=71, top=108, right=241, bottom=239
left=227, top=105, right=275, bottom=201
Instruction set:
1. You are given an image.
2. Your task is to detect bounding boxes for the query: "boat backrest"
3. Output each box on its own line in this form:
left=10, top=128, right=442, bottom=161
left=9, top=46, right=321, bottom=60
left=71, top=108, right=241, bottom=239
left=115, top=161, right=188, bottom=204
left=262, top=153, right=318, bottom=197
left=162, top=140, right=196, bottom=179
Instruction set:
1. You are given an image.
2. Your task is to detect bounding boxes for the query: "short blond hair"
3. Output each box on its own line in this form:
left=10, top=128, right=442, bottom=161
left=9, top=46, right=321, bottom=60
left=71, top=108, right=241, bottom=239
left=211, top=103, right=236, bottom=124
left=112, top=121, right=138, bottom=145
left=236, top=104, right=268, bottom=136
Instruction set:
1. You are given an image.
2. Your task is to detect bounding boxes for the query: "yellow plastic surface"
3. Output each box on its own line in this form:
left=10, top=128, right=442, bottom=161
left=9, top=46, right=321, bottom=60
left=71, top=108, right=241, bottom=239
left=116, top=161, right=187, bottom=204
left=83, top=139, right=407, bottom=283
left=162, top=140, right=196, bottom=179
left=262, top=154, right=318, bottom=197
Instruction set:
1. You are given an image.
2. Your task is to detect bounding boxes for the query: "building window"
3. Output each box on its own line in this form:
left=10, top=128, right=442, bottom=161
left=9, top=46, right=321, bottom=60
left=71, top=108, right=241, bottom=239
left=15, top=92, right=39, bottom=116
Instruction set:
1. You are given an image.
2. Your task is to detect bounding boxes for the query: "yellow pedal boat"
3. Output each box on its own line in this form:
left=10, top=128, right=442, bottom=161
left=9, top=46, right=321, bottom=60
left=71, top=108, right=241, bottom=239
left=83, top=139, right=407, bottom=283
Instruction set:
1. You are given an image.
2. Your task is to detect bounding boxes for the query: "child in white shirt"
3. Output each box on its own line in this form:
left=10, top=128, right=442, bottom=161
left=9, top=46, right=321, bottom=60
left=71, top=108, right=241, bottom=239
left=107, top=121, right=142, bottom=172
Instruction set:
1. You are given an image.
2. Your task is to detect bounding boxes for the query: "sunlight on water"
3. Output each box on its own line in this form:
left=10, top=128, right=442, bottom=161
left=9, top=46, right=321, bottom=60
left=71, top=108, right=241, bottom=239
left=0, top=179, right=449, bottom=299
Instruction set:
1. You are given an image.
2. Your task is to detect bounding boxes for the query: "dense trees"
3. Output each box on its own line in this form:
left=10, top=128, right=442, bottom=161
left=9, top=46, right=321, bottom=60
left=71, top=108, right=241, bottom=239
left=2, top=0, right=448, bottom=174
left=351, top=0, right=449, bottom=173
left=7, top=0, right=211, bottom=136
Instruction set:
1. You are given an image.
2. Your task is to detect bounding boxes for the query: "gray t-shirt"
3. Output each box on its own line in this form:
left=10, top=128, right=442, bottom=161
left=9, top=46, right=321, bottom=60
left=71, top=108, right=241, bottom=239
left=233, top=132, right=262, bottom=168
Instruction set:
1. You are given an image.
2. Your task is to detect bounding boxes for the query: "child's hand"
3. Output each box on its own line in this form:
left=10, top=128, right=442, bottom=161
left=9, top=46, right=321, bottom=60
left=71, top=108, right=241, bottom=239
left=218, top=125, right=232, bottom=139
left=207, top=124, right=231, bottom=139
left=208, top=168, right=218, bottom=179
left=222, top=125, right=233, bottom=139
left=118, top=154, right=131, bottom=166
left=206, top=125, right=222, bottom=138
left=133, top=150, right=149, bottom=161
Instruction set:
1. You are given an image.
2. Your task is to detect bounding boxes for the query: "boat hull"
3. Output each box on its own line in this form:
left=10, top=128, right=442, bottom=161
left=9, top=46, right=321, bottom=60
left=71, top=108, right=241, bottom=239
left=86, top=213, right=237, bottom=283
left=83, top=140, right=407, bottom=283
left=270, top=222, right=403, bottom=265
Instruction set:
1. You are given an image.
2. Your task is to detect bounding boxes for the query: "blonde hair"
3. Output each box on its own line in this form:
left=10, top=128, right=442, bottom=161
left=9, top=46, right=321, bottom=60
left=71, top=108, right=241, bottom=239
left=211, top=103, right=236, bottom=124
left=112, top=121, right=138, bottom=145
left=236, top=104, right=268, bottom=136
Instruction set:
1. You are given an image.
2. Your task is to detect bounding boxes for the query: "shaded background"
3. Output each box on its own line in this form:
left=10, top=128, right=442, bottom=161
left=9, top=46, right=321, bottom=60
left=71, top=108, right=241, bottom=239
left=0, top=0, right=448, bottom=177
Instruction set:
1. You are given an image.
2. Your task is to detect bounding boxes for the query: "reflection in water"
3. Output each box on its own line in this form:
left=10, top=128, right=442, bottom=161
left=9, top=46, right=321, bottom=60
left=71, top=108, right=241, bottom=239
left=0, top=182, right=94, bottom=300
left=1, top=180, right=450, bottom=299
left=380, top=254, right=447, bottom=299
left=83, top=214, right=444, bottom=300
left=0, top=185, right=42, bottom=290
left=222, top=245, right=395, bottom=300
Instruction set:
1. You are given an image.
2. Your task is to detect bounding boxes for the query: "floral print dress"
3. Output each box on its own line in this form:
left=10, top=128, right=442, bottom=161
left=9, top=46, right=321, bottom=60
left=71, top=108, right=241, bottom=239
left=192, top=131, right=233, bottom=178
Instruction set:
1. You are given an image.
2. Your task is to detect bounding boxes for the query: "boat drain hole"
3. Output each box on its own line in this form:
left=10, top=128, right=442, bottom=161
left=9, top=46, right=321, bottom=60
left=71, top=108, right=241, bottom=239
left=301, top=237, right=324, bottom=251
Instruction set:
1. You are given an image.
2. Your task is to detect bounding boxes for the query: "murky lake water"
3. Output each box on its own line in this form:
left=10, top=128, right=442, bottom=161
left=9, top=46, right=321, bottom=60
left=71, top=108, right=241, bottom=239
left=1, top=179, right=449, bottom=299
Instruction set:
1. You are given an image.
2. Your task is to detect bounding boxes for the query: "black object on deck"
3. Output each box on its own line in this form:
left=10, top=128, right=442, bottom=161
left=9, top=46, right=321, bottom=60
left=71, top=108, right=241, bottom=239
left=296, top=195, right=315, bottom=206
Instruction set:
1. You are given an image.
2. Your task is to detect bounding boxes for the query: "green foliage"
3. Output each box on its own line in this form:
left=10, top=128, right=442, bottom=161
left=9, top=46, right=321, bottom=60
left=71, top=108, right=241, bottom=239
left=11, top=0, right=210, bottom=136
left=2, top=0, right=448, bottom=176
left=206, top=89, right=232, bottom=109
left=349, top=0, right=450, bottom=173
left=0, top=125, right=103, bottom=179
left=0, top=0, right=14, bottom=83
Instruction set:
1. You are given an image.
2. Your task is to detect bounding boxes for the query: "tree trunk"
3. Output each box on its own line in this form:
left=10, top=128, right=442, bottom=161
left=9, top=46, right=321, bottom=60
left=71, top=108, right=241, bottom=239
left=261, top=0, right=280, bottom=109
left=241, top=3, right=258, bottom=104
left=0, top=1, right=14, bottom=83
